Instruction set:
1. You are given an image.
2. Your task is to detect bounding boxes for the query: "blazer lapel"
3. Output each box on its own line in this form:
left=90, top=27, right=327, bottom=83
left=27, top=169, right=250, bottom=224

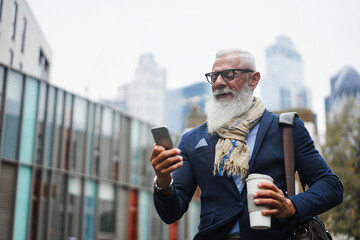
left=249, top=110, right=274, bottom=170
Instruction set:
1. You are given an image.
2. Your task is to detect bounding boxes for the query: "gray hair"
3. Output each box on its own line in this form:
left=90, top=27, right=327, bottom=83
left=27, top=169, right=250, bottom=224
left=215, top=48, right=256, bottom=71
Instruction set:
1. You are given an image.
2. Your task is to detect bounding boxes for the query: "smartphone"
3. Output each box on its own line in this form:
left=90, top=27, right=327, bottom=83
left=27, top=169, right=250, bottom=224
left=151, top=125, right=174, bottom=149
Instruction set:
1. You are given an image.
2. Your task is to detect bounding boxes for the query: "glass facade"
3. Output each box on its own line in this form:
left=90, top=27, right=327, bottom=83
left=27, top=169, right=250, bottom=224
left=19, top=77, right=39, bottom=164
left=13, top=166, right=32, bottom=240
left=84, top=180, right=97, bottom=240
left=2, top=70, right=23, bottom=159
left=0, top=64, right=200, bottom=240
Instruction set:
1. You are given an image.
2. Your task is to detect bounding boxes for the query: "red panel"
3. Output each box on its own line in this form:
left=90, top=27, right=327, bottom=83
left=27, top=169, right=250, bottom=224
left=128, top=189, right=138, bottom=240
left=169, top=222, right=178, bottom=240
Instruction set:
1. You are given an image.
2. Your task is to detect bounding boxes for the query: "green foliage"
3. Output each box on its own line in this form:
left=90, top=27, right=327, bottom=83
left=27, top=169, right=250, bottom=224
left=321, top=96, right=360, bottom=239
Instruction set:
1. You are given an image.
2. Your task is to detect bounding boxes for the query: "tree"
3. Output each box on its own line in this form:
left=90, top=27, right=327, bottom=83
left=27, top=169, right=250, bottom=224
left=321, top=96, right=360, bottom=240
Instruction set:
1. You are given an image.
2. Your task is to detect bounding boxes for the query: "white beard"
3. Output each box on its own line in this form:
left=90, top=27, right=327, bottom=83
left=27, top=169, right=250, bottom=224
left=205, top=84, right=254, bottom=134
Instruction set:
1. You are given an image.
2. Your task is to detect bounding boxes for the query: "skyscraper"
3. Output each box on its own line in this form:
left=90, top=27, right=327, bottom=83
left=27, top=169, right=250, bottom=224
left=165, top=82, right=212, bottom=133
left=115, top=53, right=167, bottom=125
left=261, top=36, right=311, bottom=111
left=325, top=66, right=360, bottom=117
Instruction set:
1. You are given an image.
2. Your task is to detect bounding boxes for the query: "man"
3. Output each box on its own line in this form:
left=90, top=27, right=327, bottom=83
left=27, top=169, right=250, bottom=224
left=150, top=49, right=343, bottom=240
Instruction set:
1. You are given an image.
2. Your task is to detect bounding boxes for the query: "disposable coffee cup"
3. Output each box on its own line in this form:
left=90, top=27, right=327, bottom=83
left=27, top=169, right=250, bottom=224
left=246, top=173, right=274, bottom=230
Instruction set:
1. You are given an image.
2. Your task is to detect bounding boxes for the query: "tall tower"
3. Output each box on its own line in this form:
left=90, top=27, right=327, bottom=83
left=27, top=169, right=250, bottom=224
left=126, top=53, right=167, bottom=125
left=325, top=66, right=360, bottom=117
left=261, top=36, right=311, bottom=111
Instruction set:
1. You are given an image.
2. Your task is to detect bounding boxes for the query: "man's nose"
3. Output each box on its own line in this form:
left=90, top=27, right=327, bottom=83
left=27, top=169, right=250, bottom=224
left=213, top=74, right=227, bottom=86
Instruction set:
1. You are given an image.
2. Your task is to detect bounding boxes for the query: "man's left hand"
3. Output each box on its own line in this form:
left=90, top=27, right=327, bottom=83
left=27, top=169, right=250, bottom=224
left=252, top=182, right=297, bottom=219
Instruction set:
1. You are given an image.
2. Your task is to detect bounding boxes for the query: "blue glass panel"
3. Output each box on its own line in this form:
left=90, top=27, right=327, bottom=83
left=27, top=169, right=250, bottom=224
left=84, top=180, right=97, bottom=240
left=20, top=77, right=39, bottom=163
left=13, top=166, right=32, bottom=240
left=138, top=191, right=151, bottom=240
left=2, top=71, right=23, bottom=159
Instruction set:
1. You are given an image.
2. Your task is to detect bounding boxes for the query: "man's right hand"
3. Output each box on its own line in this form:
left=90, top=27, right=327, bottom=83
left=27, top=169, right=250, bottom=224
left=150, top=144, right=183, bottom=188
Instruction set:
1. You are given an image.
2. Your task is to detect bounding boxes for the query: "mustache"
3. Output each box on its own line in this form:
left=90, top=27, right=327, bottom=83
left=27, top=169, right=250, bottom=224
left=213, top=88, right=236, bottom=96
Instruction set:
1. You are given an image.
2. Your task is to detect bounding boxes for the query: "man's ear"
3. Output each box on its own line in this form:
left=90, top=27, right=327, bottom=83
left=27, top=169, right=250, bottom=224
left=249, top=72, right=261, bottom=89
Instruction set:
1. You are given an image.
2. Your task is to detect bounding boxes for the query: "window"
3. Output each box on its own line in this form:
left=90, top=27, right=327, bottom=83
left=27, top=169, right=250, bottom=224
left=13, top=166, right=32, bottom=239
left=72, top=97, right=87, bottom=172
left=138, top=191, right=151, bottom=240
left=67, top=177, right=83, bottom=239
left=99, top=107, right=113, bottom=178
left=98, top=182, right=115, bottom=234
left=39, top=49, right=50, bottom=80
left=62, top=93, right=73, bottom=170
left=44, top=87, right=56, bottom=167
left=53, top=90, right=64, bottom=168
left=11, top=2, right=18, bottom=39
left=35, top=83, right=47, bottom=164
left=2, top=71, right=23, bottom=160
left=21, top=17, right=27, bottom=53
left=19, top=77, right=39, bottom=164
left=50, top=173, right=66, bottom=239
left=84, top=180, right=97, bottom=240
left=130, top=120, right=141, bottom=184
left=87, top=103, right=96, bottom=174
left=112, top=113, right=122, bottom=180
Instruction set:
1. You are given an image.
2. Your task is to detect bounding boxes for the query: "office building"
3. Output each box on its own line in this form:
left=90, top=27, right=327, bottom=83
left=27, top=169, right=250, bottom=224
left=165, top=82, right=212, bottom=134
left=114, top=53, right=167, bottom=126
left=324, top=65, right=360, bottom=118
left=0, top=0, right=51, bottom=81
left=261, top=36, right=311, bottom=111
left=0, top=64, right=200, bottom=240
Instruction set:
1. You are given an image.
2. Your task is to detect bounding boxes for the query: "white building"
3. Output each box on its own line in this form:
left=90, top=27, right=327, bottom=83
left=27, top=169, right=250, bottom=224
left=261, top=36, right=311, bottom=111
left=0, top=0, right=51, bottom=80
left=117, top=53, right=167, bottom=125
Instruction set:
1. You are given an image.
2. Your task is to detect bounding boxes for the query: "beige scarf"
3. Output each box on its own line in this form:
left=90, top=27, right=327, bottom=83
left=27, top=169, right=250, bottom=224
left=213, top=97, right=265, bottom=178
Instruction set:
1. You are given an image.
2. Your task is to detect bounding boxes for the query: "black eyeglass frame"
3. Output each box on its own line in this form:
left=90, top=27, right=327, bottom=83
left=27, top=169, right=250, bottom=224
left=205, top=68, right=254, bottom=84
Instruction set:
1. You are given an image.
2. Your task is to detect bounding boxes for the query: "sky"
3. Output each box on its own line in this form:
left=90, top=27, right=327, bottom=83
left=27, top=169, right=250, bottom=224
left=26, top=0, right=360, bottom=137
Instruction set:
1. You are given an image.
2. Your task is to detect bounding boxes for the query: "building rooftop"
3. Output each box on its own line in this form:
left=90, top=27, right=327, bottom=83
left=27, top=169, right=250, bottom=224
left=333, top=66, right=360, bottom=97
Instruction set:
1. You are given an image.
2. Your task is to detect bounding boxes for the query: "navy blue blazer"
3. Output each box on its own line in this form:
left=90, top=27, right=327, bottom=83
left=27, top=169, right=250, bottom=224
left=154, top=110, right=343, bottom=240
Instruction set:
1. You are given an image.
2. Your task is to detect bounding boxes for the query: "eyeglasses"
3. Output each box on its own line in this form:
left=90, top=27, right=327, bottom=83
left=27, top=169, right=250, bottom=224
left=205, top=69, right=254, bottom=84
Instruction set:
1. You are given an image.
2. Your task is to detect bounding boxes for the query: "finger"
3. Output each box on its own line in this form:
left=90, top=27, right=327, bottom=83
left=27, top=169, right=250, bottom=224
left=254, top=197, right=282, bottom=209
left=151, top=147, right=181, bottom=166
left=254, top=189, right=283, bottom=200
left=155, top=155, right=183, bottom=171
left=261, top=208, right=280, bottom=216
left=257, top=182, right=282, bottom=193
left=150, top=145, right=165, bottom=162
left=157, top=160, right=184, bottom=176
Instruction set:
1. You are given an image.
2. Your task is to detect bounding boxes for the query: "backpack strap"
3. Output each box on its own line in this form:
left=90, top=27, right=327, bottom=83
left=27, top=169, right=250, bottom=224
left=279, top=112, right=298, bottom=196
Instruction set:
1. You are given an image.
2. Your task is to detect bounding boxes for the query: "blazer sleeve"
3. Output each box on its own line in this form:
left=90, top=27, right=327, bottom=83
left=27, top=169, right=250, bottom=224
left=288, top=117, right=343, bottom=222
left=153, top=131, right=198, bottom=224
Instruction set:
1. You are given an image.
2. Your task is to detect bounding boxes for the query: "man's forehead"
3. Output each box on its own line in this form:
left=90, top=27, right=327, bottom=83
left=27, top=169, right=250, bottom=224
left=212, top=54, right=242, bottom=71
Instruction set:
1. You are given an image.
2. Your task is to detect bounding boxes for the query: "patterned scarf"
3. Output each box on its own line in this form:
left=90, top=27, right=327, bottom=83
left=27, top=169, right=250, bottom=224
left=213, top=97, right=265, bottom=178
